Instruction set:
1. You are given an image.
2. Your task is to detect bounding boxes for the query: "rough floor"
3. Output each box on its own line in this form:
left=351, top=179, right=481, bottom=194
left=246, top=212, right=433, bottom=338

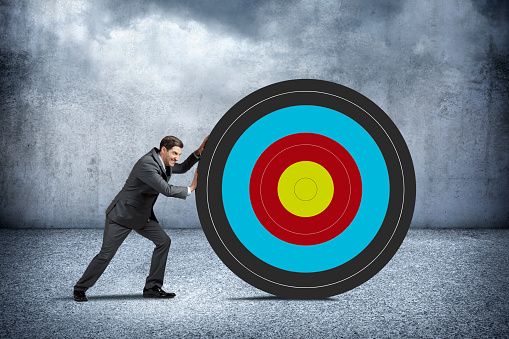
left=0, top=229, right=508, bottom=338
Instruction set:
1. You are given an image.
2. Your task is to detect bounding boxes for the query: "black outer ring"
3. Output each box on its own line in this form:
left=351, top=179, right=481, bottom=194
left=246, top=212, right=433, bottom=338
left=196, top=79, right=416, bottom=299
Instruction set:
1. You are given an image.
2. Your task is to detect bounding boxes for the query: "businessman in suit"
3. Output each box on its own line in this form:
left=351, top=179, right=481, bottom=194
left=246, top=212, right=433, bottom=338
left=73, top=135, right=208, bottom=302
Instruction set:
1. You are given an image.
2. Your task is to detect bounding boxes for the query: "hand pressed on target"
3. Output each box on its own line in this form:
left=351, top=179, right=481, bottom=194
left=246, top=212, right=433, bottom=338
left=194, top=135, right=209, bottom=157
left=189, top=166, right=199, bottom=192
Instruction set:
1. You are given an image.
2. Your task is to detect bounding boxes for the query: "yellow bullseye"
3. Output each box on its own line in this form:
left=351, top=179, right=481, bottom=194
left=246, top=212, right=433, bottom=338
left=277, top=161, right=334, bottom=217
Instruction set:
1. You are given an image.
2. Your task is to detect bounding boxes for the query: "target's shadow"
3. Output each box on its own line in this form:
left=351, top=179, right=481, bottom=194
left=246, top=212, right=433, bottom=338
left=228, top=295, right=338, bottom=301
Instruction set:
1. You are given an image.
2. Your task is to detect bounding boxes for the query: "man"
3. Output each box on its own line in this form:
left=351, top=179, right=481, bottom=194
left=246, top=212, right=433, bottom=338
left=73, top=135, right=208, bottom=302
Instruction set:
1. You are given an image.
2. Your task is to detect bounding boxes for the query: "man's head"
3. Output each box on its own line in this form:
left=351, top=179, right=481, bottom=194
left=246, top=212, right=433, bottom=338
left=159, top=136, right=184, bottom=167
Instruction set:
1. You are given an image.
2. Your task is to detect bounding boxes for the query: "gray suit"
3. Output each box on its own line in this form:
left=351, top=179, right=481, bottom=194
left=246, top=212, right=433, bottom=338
left=75, top=147, right=199, bottom=291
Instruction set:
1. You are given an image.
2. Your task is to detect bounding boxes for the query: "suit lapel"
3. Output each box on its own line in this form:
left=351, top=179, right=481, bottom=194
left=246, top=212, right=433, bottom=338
left=150, top=148, right=168, bottom=181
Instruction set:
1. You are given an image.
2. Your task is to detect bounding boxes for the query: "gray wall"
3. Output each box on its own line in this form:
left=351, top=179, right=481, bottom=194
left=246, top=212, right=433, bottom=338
left=1, top=0, right=508, bottom=228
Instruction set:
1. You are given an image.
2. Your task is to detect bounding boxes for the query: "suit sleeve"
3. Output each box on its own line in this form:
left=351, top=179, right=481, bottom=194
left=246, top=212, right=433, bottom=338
left=171, top=152, right=200, bottom=174
left=138, top=159, right=188, bottom=199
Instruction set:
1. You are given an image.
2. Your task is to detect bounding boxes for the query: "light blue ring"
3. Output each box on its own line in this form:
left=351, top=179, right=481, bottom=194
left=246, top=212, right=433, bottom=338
left=222, top=105, right=389, bottom=273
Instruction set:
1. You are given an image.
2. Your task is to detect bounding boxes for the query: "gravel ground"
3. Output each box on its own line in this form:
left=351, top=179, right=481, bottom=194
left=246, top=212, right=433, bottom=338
left=0, top=228, right=508, bottom=338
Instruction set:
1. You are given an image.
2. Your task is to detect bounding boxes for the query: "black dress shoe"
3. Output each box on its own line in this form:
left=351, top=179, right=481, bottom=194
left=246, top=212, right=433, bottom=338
left=73, top=289, right=88, bottom=302
left=143, top=286, right=176, bottom=298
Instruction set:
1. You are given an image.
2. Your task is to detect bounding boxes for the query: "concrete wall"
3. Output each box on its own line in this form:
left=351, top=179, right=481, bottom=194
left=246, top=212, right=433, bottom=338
left=1, top=0, right=507, bottom=228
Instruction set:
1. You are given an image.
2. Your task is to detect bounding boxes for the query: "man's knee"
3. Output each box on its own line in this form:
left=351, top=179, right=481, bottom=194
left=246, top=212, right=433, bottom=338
left=154, top=234, right=171, bottom=249
left=161, top=235, right=171, bottom=248
left=152, top=232, right=171, bottom=248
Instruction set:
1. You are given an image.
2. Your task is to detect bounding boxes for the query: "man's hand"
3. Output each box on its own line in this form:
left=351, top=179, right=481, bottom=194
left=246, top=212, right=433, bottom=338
left=189, top=167, right=199, bottom=192
left=194, top=135, right=209, bottom=157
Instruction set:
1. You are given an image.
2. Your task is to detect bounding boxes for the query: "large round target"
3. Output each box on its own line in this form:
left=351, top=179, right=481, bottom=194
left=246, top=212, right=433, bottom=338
left=196, top=79, right=416, bottom=299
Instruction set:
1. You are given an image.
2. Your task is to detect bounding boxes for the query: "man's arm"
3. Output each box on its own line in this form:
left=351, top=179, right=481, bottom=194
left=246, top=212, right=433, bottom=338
left=138, top=160, right=188, bottom=199
left=171, top=152, right=199, bottom=174
left=172, top=135, right=208, bottom=174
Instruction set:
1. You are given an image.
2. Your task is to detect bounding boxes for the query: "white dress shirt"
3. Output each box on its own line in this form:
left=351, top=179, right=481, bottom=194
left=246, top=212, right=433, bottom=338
left=157, top=152, right=192, bottom=196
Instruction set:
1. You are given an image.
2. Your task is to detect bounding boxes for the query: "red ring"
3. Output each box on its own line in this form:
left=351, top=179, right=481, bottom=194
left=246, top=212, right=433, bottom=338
left=249, top=133, right=362, bottom=245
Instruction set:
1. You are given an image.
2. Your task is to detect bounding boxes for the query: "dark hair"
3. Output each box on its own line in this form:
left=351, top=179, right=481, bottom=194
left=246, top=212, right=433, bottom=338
left=160, top=136, right=184, bottom=151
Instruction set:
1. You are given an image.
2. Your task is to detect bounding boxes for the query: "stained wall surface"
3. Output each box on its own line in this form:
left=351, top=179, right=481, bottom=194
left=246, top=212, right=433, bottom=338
left=0, top=0, right=508, bottom=228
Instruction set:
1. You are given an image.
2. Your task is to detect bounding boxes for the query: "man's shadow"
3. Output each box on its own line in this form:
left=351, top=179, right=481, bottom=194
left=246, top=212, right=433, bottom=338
left=56, top=294, right=146, bottom=301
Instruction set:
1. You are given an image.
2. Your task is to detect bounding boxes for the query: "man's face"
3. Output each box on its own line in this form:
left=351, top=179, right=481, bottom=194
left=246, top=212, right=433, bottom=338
left=161, top=146, right=182, bottom=167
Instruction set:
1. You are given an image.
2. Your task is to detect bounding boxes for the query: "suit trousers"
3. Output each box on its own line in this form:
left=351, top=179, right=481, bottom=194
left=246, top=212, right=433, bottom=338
left=74, top=217, right=171, bottom=291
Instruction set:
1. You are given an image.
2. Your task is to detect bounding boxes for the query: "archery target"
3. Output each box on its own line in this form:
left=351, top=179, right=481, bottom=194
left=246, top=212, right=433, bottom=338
left=196, top=79, right=416, bottom=299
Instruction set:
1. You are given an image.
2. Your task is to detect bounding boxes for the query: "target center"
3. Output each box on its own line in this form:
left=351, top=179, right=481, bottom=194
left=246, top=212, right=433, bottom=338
left=277, top=161, right=334, bottom=218
left=294, top=178, right=318, bottom=201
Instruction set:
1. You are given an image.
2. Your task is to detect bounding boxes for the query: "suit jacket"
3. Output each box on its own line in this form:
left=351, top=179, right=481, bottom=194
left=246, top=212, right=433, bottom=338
left=105, top=147, right=199, bottom=229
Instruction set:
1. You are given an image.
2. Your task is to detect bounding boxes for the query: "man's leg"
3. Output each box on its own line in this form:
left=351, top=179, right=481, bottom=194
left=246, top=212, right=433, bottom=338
left=134, top=219, right=171, bottom=290
left=74, top=218, right=131, bottom=292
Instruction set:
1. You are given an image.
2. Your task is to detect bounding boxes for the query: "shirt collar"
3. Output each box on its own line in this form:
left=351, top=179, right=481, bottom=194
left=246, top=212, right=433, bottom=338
left=157, top=152, right=166, bottom=172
